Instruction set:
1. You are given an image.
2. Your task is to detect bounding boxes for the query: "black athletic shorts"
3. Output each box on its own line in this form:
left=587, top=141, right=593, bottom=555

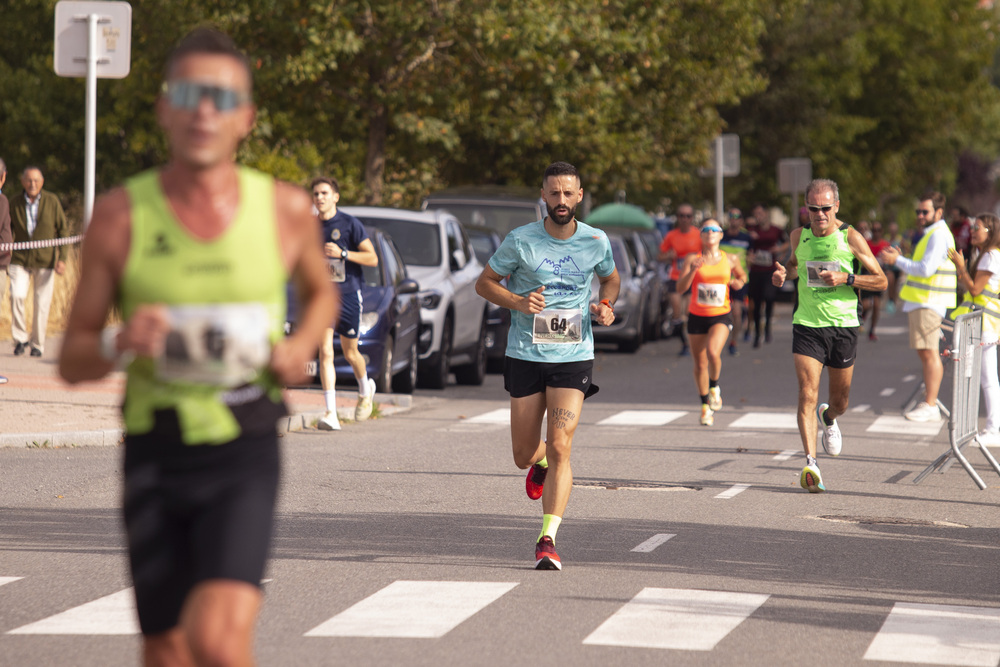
left=123, top=399, right=283, bottom=635
left=792, top=323, right=859, bottom=369
left=503, top=357, right=599, bottom=399
left=747, top=271, right=777, bottom=302
left=336, top=288, right=362, bottom=339
left=687, top=312, right=733, bottom=335
left=730, top=285, right=748, bottom=302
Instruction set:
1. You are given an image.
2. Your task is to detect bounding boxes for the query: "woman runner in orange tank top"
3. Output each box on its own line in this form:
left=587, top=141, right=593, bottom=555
left=677, top=219, right=747, bottom=425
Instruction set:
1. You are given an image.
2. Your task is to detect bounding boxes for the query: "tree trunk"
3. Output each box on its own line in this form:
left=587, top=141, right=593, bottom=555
left=364, top=104, right=388, bottom=205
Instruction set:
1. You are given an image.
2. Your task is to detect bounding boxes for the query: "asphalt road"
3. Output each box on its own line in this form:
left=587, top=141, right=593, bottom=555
left=2, top=305, right=999, bottom=666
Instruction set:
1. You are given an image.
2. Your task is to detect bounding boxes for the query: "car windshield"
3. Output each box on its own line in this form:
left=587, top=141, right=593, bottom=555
left=357, top=217, right=441, bottom=267
left=425, top=203, right=538, bottom=236
left=467, top=232, right=497, bottom=264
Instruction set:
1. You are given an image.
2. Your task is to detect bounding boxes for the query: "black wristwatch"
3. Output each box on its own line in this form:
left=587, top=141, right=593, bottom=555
left=341, top=248, right=348, bottom=260
left=846, top=273, right=855, bottom=286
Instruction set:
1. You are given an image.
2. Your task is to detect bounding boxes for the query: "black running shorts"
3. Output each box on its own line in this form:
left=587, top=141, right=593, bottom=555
left=686, top=312, right=733, bottom=335
left=503, top=357, right=599, bottom=399
left=792, top=323, right=859, bottom=369
left=123, top=406, right=281, bottom=635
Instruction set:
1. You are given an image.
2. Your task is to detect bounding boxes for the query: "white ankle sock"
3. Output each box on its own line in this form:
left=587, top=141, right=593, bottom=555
left=324, top=389, right=337, bottom=412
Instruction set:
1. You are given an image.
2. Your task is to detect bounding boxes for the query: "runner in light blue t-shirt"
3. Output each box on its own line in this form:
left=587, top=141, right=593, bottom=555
left=488, top=218, right=615, bottom=363
left=476, top=161, right=619, bottom=571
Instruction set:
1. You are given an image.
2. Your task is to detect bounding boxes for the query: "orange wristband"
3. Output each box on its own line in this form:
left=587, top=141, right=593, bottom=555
left=600, top=299, right=614, bottom=310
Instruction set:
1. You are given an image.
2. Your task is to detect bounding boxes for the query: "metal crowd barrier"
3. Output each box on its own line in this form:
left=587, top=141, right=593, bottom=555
left=913, top=311, right=1000, bottom=489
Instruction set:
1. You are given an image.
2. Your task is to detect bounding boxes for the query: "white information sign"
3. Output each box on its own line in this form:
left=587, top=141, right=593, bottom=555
left=54, top=1, right=132, bottom=78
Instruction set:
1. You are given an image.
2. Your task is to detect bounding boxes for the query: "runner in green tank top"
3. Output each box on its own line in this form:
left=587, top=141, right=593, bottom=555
left=58, top=28, right=336, bottom=666
left=772, top=179, right=886, bottom=493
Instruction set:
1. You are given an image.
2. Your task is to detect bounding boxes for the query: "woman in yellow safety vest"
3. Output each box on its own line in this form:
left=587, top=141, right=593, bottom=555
left=949, top=213, right=1000, bottom=444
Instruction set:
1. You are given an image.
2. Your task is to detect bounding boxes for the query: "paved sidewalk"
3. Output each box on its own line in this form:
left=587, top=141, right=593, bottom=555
left=0, top=335, right=411, bottom=447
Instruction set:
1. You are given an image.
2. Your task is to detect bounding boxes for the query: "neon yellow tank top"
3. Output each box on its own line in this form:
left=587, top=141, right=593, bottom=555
left=793, top=226, right=860, bottom=328
left=119, top=167, right=288, bottom=444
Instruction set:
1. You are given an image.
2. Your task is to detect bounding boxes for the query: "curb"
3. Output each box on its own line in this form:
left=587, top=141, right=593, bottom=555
left=1, top=393, right=414, bottom=448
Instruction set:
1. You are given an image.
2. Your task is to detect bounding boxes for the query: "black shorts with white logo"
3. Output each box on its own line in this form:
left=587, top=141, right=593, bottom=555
left=686, top=312, right=733, bottom=335
left=792, top=323, right=859, bottom=369
left=503, top=357, right=599, bottom=399
left=336, top=288, right=362, bottom=339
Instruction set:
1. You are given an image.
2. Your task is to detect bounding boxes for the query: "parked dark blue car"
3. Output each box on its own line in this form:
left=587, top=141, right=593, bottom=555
left=286, top=227, right=421, bottom=393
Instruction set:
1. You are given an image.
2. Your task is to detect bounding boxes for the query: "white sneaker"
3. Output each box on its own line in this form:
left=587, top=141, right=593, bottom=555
left=977, top=430, right=1000, bottom=447
left=708, top=386, right=722, bottom=412
left=905, top=401, right=942, bottom=423
left=816, top=402, right=842, bottom=456
left=355, top=378, right=377, bottom=422
left=317, top=411, right=341, bottom=431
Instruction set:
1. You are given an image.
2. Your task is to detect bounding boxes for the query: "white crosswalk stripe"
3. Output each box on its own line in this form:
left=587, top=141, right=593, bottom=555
left=727, top=412, right=798, bottom=430
left=8, top=588, right=139, bottom=635
left=867, top=415, right=944, bottom=438
left=863, top=602, right=1000, bottom=666
left=5, top=574, right=999, bottom=662
left=304, top=581, right=518, bottom=638
left=582, top=588, right=770, bottom=650
left=596, top=410, right=686, bottom=426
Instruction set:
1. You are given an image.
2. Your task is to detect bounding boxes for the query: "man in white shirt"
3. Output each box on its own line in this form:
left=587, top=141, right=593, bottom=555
left=880, top=191, right=956, bottom=422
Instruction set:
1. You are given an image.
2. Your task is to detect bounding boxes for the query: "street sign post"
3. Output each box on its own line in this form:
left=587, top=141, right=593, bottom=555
left=778, top=158, right=812, bottom=229
left=54, top=1, right=132, bottom=228
left=699, top=134, right=739, bottom=221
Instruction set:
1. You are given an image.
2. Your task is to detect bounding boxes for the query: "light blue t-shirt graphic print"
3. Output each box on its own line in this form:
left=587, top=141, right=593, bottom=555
left=488, top=220, right=615, bottom=363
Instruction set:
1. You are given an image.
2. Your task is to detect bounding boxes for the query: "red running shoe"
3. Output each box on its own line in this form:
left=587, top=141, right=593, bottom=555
left=534, top=536, right=562, bottom=570
left=525, top=463, right=547, bottom=500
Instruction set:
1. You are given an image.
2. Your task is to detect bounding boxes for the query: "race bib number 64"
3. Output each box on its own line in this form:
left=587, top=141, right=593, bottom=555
left=532, top=309, right=583, bottom=345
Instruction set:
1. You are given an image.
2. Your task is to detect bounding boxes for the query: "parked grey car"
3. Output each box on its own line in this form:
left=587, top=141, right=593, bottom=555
left=591, top=232, right=646, bottom=353
left=422, top=186, right=544, bottom=237
left=342, top=206, right=489, bottom=389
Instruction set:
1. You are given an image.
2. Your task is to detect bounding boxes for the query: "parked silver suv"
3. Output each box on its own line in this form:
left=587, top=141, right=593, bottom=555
left=342, top=207, right=489, bottom=389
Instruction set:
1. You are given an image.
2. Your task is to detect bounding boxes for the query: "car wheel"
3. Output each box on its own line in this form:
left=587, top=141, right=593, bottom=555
left=392, top=337, right=418, bottom=394
left=375, top=335, right=393, bottom=394
left=419, top=318, right=452, bottom=389
left=454, top=318, right=487, bottom=386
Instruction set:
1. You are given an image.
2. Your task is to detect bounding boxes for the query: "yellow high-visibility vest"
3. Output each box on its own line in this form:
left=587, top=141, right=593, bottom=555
left=951, top=287, right=1000, bottom=337
left=899, top=225, right=957, bottom=308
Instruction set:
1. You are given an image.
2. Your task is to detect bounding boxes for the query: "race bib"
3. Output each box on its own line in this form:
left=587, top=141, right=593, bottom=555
left=532, top=309, right=583, bottom=345
left=328, top=258, right=346, bottom=283
left=697, top=283, right=727, bottom=308
left=805, top=260, right=840, bottom=288
left=750, top=250, right=773, bottom=267
left=157, top=303, right=272, bottom=387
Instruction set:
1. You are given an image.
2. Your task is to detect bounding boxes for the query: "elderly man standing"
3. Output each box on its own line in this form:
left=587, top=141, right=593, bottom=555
left=9, top=166, right=71, bottom=357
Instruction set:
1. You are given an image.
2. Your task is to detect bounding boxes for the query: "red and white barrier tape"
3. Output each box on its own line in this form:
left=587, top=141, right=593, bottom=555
left=0, top=235, right=84, bottom=252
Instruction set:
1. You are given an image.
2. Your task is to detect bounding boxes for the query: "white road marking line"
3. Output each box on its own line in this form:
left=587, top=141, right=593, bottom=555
left=866, top=415, right=943, bottom=438
left=631, top=534, right=676, bottom=553
left=727, top=413, right=798, bottom=430
left=875, top=326, right=907, bottom=335
left=863, top=602, right=1000, bottom=666
left=0, top=577, right=22, bottom=587
left=772, top=449, right=798, bottom=461
left=9, top=588, right=139, bottom=635
left=597, top=410, right=687, bottom=426
left=902, top=374, right=918, bottom=382
left=851, top=404, right=870, bottom=413
left=880, top=387, right=896, bottom=397
left=304, top=581, right=518, bottom=638
left=714, top=484, right=751, bottom=499
left=463, top=409, right=511, bottom=424
left=583, top=588, right=770, bottom=650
